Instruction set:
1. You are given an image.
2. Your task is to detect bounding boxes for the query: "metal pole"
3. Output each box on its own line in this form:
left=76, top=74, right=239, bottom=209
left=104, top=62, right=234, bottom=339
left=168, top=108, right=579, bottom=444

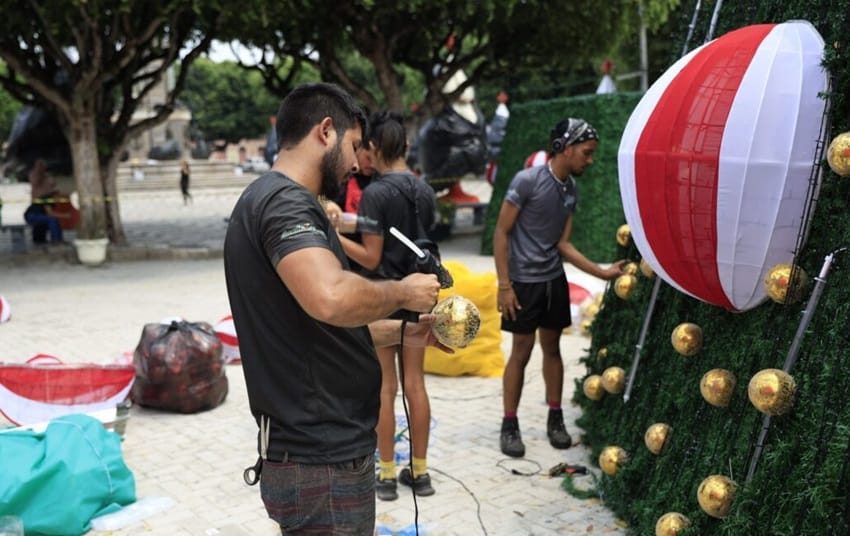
left=681, top=0, right=702, bottom=56
left=745, top=250, right=842, bottom=482
left=638, top=1, right=649, bottom=92
left=704, top=0, right=724, bottom=43
left=624, top=277, right=663, bottom=403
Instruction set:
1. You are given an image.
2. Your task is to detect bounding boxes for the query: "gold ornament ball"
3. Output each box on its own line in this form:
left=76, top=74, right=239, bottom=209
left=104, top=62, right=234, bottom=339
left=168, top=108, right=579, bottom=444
left=671, top=322, right=703, bottom=356
left=640, top=258, right=656, bottom=279
left=601, top=366, right=626, bottom=394
left=623, top=261, right=640, bottom=276
left=700, top=368, right=737, bottom=408
left=593, top=292, right=604, bottom=306
left=616, top=224, right=631, bottom=247
left=827, top=131, right=850, bottom=176
left=579, top=318, right=593, bottom=336
left=430, top=295, right=481, bottom=348
left=583, top=302, right=600, bottom=320
left=599, top=446, right=628, bottom=476
left=748, top=368, right=796, bottom=415
left=655, top=512, right=691, bottom=536
left=697, top=475, right=737, bottom=518
left=764, top=263, right=808, bottom=304
left=614, top=274, right=638, bottom=300
left=597, top=346, right=609, bottom=362
left=583, top=374, right=606, bottom=401
left=644, top=423, right=672, bottom=455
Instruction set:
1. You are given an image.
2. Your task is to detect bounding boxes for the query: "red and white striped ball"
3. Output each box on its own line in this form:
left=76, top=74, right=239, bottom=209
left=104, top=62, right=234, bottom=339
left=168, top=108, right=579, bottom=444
left=618, top=21, right=828, bottom=312
left=214, top=315, right=241, bottom=364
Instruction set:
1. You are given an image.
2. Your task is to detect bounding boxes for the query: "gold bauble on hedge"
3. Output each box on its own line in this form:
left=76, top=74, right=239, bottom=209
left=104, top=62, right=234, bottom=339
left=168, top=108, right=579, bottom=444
left=639, top=258, right=656, bottom=279
left=599, top=446, right=628, bottom=476
left=582, top=374, right=605, bottom=401
left=616, top=224, right=631, bottom=246
left=671, top=322, right=703, bottom=356
left=601, top=366, right=626, bottom=394
left=700, top=368, right=737, bottom=407
left=764, top=263, right=808, bottom=304
left=614, top=274, right=638, bottom=299
left=579, top=318, right=593, bottom=336
left=748, top=368, right=796, bottom=415
left=593, top=292, right=604, bottom=306
left=597, top=346, right=608, bottom=362
left=644, top=423, right=672, bottom=455
left=430, top=295, right=481, bottom=348
left=623, top=261, right=640, bottom=276
left=583, top=302, right=600, bottom=320
left=655, top=512, right=691, bottom=536
left=827, top=131, right=850, bottom=176
left=697, top=474, right=737, bottom=518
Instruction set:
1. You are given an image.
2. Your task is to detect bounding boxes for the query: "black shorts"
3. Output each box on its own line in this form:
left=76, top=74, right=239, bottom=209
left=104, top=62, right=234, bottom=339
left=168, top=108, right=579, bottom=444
left=501, top=274, right=572, bottom=334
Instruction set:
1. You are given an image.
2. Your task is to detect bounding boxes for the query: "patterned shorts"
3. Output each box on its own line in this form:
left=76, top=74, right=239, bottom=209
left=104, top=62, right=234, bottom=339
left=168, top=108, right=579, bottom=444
left=260, top=454, right=375, bottom=534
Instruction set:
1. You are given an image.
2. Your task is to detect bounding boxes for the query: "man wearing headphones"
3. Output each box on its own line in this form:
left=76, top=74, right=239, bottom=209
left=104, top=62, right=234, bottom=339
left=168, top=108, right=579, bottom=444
left=493, top=118, right=625, bottom=457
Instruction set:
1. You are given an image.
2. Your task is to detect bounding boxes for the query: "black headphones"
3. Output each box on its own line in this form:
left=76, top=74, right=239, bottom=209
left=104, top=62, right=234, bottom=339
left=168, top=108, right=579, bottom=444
left=551, top=120, right=592, bottom=154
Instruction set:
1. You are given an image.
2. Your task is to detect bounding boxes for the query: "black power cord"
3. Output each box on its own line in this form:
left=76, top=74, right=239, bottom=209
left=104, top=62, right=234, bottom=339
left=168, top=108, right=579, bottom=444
left=398, top=319, right=421, bottom=536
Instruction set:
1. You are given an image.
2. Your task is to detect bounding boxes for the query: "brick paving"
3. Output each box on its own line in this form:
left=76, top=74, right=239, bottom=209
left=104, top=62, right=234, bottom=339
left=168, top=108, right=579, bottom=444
left=0, top=180, right=626, bottom=535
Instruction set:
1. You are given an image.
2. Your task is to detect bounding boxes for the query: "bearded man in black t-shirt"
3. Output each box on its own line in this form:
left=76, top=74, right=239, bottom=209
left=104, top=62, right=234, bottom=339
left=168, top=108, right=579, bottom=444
left=224, top=83, right=449, bottom=535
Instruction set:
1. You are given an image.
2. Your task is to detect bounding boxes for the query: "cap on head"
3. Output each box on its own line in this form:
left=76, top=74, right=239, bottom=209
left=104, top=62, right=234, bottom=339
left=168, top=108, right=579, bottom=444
left=550, top=118, right=599, bottom=154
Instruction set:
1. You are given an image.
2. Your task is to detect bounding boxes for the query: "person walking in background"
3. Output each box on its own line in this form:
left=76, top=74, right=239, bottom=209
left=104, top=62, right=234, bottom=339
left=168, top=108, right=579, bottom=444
left=335, top=110, right=439, bottom=501
left=223, top=83, right=447, bottom=534
left=493, top=118, right=625, bottom=458
left=179, top=160, right=192, bottom=205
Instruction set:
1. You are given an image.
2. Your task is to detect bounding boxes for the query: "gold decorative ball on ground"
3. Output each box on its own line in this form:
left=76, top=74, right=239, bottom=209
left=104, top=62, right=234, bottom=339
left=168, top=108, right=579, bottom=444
left=583, top=374, right=605, bottom=401
left=644, top=423, right=672, bottom=455
left=764, top=263, right=808, bottom=304
left=599, top=446, right=628, bottom=476
left=655, top=512, right=691, bottom=536
left=640, top=258, right=656, bottom=278
left=430, top=295, right=481, bottom=349
left=671, top=322, right=703, bottom=356
left=614, top=274, right=638, bottom=299
left=623, top=261, right=639, bottom=276
left=616, top=224, right=631, bottom=246
left=700, top=368, right=737, bottom=407
left=697, top=475, right=737, bottom=518
left=601, top=366, right=626, bottom=394
left=748, top=368, right=796, bottom=415
left=827, top=131, right=850, bottom=176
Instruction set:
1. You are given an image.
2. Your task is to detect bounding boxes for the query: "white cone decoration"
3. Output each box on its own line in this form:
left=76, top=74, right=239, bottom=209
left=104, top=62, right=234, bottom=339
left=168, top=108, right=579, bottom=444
left=618, top=21, right=828, bottom=311
left=0, top=295, right=10, bottom=323
left=214, top=315, right=241, bottom=364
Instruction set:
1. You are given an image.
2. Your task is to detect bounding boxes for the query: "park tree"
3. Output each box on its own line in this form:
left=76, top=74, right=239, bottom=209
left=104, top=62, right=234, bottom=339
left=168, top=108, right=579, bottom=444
left=0, top=0, right=226, bottom=243
left=182, top=58, right=281, bottom=146
left=224, top=0, right=679, bottom=118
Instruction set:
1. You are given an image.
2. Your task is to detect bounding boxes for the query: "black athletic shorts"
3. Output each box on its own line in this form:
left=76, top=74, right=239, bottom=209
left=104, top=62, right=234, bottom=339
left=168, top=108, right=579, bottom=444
left=501, top=273, right=572, bottom=334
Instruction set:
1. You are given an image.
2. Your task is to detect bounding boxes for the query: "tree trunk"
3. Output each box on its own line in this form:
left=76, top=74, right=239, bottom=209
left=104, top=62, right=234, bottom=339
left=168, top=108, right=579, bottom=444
left=67, top=114, right=108, bottom=240
left=101, top=155, right=126, bottom=244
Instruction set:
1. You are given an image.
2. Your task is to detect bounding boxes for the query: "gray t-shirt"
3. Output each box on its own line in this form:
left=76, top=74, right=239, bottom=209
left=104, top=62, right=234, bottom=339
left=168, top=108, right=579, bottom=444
left=503, top=164, right=578, bottom=282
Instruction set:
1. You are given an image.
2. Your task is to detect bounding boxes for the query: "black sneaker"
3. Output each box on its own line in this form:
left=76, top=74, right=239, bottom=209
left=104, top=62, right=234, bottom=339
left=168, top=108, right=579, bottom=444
left=500, top=417, right=526, bottom=457
left=398, top=467, right=435, bottom=496
left=375, top=476, right=398, bottom=501
left=547, top=410, right=573, bottom=449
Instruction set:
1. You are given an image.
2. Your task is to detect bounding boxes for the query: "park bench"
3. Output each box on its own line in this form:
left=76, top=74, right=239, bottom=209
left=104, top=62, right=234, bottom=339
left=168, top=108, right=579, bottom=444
left=0, top=223, right=28, bottom=253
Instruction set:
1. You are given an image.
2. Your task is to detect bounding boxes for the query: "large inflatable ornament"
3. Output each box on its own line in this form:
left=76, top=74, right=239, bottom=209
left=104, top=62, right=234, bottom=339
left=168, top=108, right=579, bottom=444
left=618, top=21, right=829, bottom=312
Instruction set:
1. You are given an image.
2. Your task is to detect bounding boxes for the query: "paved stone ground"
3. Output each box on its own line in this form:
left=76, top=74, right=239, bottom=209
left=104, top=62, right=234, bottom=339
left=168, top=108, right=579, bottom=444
left=0, top=181, right=627, bottom=535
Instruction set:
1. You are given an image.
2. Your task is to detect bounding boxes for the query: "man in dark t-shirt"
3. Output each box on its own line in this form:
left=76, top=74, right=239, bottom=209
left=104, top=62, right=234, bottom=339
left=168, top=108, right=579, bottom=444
left=223, top=83, right=448, bottom=534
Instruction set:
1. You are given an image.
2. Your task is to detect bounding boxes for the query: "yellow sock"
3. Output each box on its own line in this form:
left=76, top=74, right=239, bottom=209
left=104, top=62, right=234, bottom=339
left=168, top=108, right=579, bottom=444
left=379, top=459, right=395, bottom=481
left=412, top=457, right=427, bottom=478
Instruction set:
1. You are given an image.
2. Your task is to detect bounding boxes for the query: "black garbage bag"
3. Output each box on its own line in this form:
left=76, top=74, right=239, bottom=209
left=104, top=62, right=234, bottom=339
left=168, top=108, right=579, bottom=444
left=132, top=320, right=228, bottom=413
left=417, top=106, right=488, bottom=182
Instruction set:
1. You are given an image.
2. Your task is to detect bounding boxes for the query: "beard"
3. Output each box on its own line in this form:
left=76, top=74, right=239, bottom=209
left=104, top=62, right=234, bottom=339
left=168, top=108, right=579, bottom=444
left=319, top=138, right=344, bottom=200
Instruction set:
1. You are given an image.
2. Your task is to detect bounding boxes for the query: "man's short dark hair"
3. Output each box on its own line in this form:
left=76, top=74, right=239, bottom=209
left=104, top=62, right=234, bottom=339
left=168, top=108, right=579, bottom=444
left=275, top=83, right=368, bottom=151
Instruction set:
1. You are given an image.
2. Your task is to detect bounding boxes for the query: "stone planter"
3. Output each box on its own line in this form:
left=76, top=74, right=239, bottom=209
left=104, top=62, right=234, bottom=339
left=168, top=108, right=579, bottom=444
left=73, top=237, right=109, bottom=266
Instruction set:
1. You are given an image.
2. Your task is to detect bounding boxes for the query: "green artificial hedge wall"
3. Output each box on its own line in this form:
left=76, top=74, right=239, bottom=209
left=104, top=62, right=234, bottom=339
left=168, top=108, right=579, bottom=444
left=480, top=92, right=642, bottom=260
left=566, top=2, right=850, bottom=535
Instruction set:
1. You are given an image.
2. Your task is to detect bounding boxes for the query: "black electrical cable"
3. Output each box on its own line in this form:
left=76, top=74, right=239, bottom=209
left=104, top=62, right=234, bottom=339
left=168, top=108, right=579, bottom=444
left=398, top=318, right=420, bottom=536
